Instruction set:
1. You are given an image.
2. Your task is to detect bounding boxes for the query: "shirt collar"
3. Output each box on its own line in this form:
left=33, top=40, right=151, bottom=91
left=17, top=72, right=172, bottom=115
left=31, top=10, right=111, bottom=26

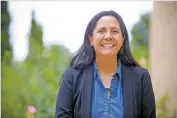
left=93, top=59, right=121, bottom=79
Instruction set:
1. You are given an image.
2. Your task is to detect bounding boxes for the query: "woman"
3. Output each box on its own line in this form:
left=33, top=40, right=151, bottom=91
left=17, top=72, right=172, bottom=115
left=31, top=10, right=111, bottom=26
left=55, top=10, right=156, bottom=118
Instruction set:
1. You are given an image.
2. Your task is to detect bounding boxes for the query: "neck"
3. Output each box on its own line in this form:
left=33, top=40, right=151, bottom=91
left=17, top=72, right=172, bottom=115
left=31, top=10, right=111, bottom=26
left=95, top=55, right=118, bottom=74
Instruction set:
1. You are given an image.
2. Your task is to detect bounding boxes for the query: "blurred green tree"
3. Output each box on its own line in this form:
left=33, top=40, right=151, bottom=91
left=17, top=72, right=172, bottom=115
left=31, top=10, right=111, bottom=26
left=130, top=12, right=151, bottom=68
left=1, top=1, right=12, bottom=62
left=131, top=12, right=151, bottom=49
left=27, top=11, right=44, bottom=61
left=2, top=9, right=71, bottom=118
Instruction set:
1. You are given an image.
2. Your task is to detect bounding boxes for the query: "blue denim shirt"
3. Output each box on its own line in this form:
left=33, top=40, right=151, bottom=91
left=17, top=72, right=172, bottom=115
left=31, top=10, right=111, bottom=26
left=92, top=60, right=124, bottom=118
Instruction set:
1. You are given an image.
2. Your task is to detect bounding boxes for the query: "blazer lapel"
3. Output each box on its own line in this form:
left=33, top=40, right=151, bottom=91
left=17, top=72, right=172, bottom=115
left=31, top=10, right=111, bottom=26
left=81, top=64, right=94, bottom=118
left=80, top=64, right=134, bottom=118
left=122, top=64, right=134, bottom=118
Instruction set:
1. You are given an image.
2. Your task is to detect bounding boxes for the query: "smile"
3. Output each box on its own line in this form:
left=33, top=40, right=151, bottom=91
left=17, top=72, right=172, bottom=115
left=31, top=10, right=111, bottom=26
left=101, top=44, right=114, bottom=48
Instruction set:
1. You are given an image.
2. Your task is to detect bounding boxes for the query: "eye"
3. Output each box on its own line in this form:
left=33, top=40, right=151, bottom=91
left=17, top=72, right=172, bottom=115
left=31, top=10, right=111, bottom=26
left=98, top=30, right=104, bottom=33
left=112, top=30, right=119, bottom=33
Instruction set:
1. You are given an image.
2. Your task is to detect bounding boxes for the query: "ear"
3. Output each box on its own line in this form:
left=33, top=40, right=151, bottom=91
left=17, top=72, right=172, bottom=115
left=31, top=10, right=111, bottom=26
left=88, top=34, right=94, bottom=46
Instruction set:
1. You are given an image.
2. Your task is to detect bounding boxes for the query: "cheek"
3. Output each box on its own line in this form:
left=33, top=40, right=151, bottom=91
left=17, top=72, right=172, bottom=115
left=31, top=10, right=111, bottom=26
left=93, top=40, right=102, bottom=52
left=93, top=41, right=101, bottom=49
left=93, top=36, right=102, bottom=45
left=115, top=38, right=124, bottom=51
left=116, top=36, right=124, bottom=45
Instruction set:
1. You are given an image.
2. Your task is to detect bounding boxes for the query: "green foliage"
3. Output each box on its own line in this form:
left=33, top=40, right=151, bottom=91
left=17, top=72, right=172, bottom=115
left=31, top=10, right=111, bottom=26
left=156, top=95, right=176, bottom=118
left=2, top=9, right=71, bottom=118
left=130, top=12, right=151, bottom=69
left=28, top=11, right=44, bottom=59
left=131, top=12, right=151, bottom=50
left=2, top=45, right=71, bottom=118
left=156, top=95, right=169, bottom=118
left=1, top=1, right=12, bottom=62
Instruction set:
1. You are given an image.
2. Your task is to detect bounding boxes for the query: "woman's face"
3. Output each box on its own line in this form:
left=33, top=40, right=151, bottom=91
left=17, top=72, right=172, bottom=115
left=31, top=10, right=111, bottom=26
left=89, top=15, right=124, bottom=58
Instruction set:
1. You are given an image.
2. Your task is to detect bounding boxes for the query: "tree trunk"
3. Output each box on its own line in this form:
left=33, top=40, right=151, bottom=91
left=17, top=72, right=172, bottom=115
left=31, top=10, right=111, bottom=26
left=149, top=1, right=177, bottom=116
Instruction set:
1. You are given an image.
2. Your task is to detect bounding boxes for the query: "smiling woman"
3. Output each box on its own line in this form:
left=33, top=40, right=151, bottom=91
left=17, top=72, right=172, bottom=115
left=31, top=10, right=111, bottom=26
left=89, top=15, right=124, bottom=59
left=55, top=10, right=156, bottom=118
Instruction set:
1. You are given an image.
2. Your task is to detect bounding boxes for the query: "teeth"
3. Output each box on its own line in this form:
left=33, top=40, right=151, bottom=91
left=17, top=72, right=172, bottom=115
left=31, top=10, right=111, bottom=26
left=102, top=44, right=113, bottom=48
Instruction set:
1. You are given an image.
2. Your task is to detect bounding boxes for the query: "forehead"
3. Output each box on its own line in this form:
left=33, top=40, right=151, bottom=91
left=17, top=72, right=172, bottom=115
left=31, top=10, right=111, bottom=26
left=95, top=15, right=120, bottom=28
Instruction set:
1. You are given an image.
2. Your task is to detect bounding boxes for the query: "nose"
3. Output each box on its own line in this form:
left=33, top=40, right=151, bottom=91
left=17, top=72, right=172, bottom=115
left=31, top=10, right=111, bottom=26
left=104, top=31, right=112, bottom=40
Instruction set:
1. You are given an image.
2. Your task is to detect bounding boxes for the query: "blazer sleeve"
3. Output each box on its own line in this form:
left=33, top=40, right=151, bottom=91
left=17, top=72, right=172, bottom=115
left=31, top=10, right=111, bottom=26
left=55, top=68, right=73, bottom=118
left=141, top=69, right=156, bottom=118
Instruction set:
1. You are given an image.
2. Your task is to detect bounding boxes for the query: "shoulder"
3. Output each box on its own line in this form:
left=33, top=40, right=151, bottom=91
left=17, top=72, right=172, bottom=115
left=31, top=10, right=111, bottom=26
left=124, top=65, right=153, bottom=92
left=131, top=66, right=150, bottom=77
left=60, top=66, right=88, bottom=92
left=61, top=66, right=85, bottom=83
left=124, top=65, right=151, bottom=80
left=62, top=66, right=83, bottom=77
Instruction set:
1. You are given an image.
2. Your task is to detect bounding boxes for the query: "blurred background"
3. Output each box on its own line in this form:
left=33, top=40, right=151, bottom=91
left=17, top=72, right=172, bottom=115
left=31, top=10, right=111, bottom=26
left=1, top=1, right=177, bottom=118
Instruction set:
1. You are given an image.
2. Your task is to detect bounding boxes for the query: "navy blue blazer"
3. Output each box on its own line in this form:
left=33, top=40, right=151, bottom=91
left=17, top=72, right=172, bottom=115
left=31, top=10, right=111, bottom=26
left=55, top=64, right=156, bottom=118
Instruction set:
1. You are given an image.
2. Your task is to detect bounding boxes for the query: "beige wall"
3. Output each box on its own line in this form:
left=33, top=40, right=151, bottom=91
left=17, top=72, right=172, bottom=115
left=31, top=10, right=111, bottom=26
left=149, top=1, right=177, bottom=115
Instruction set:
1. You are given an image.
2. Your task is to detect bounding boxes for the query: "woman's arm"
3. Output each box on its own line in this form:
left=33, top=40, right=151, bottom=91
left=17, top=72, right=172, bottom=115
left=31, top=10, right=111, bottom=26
left=141, top=69, right=156, bottom=118
left=55, top=69, right=73, bottom=118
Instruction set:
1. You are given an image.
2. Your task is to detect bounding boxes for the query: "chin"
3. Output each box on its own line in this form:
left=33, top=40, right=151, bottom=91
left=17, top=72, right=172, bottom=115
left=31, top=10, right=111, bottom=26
left=100, top=52, right=116, bottom=57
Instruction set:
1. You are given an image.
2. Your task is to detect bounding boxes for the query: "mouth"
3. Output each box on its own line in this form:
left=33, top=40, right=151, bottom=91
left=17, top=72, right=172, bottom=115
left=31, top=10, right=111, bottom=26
left=101, top=44, right=115, bottom=49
